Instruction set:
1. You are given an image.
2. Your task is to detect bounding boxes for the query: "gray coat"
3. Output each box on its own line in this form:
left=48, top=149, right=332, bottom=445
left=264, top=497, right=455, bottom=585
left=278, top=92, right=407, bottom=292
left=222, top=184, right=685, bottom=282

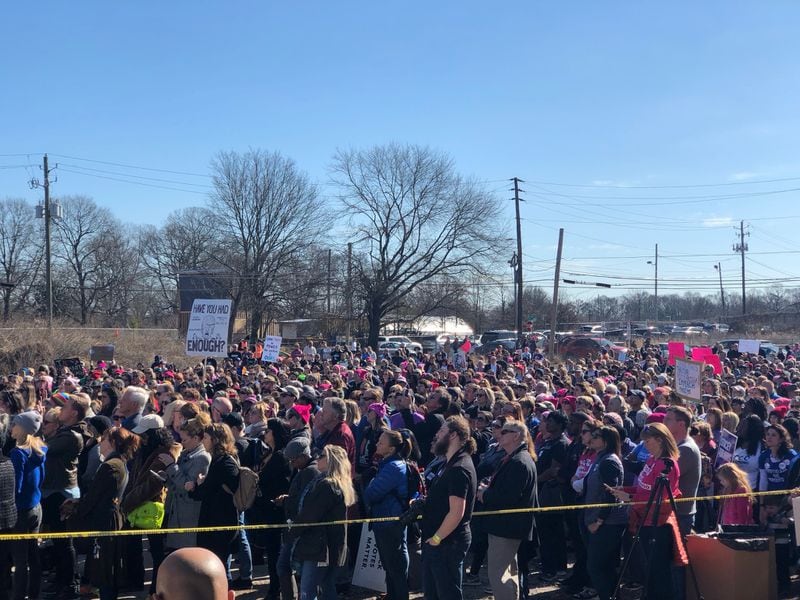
left=163, top=444, right=211, bottom=549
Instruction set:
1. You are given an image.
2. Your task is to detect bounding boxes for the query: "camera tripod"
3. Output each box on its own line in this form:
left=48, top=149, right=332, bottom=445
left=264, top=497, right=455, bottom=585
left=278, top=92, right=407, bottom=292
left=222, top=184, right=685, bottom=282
left=611, top=460, right=704, bottom=600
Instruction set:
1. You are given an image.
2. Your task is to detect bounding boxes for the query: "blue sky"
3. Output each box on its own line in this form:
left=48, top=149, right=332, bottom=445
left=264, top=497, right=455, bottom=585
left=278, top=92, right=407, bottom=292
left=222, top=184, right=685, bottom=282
left=1, top=1, right=798, bottom=302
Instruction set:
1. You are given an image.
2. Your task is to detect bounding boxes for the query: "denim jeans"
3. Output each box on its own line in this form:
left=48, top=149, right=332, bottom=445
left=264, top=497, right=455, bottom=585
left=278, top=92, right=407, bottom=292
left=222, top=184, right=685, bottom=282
left=586, top=523, right=625, bottom=600
left=298, top=560, right=337, bottom=600
left=421, top=530, right=471, bottom=600
left=12, top=505, right=41, bottom=600
left=227, top=512, right=252, bottom=580
left=373, top=524, right=409, bottom=600
left=42, top=493, right=77, bottom=592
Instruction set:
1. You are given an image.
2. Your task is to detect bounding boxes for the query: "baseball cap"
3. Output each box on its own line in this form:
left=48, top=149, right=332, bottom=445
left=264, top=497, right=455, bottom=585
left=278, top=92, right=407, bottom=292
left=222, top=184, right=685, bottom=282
left=132, top=414, right=164, bottom=435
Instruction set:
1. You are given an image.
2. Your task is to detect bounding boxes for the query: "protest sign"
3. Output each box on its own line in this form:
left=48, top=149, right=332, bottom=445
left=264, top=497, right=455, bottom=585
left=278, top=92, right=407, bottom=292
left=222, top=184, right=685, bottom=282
left=794, top=496, right=800, bottom=546
left=715, top=428, right=738, bottom=468
left=185, top=299, right=232, bottom=357
left=674, top=358, right=703, bottom=402
left=89, top=345, right=115, bottom=362
left=54, top=357, right=87, bottom=378
left=351, top=523, right=386, bottom=593
left=667, top=342, right=685, bottom=366
left=691, top=346, right=713, bottom=362
left=705, top=354, right=722, bottom=375
left=738, top=339, right=760, bottom=354
left=262, top=335, right=282, bottom=363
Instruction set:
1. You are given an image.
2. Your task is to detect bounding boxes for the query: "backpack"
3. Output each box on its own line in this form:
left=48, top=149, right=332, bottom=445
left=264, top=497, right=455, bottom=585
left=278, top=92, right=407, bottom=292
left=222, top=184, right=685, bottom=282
left=397, top=459, right=426, bottom=509
left=224, top=463, right=260, bottom=512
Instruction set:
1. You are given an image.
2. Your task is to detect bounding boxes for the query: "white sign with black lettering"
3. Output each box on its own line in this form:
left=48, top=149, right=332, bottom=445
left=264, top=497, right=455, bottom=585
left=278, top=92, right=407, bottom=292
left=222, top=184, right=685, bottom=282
left=262, top=336, right=282, bottom=363
left=351, top=523, right=386, bottom=593
left=185, top=299, right=232, bottom=357
left=674, top=358, right=703, bottom=402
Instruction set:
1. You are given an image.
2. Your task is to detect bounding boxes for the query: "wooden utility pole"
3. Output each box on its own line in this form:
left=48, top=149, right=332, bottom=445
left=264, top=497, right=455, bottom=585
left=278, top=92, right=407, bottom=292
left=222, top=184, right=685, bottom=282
left=733, top=221, right=749, bottom=315
left=549, top=228, right=564, bottom=356
left=512, top=177, right=524, bottom=346
left=346, top=242, right=353, bottom=342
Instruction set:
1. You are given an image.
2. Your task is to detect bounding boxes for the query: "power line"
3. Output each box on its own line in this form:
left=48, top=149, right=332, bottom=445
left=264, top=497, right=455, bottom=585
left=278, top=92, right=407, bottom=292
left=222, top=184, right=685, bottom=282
left=58, top=163, right=214, bottom=188
left=50, top=153, right=211, bottom=178
left=526, top=174, right=800, bottom=189
left=58, top=168, right=207, bottom=195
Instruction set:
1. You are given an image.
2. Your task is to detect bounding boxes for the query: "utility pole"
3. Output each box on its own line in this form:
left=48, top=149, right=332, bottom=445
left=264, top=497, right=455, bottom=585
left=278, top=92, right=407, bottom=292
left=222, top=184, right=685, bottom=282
left=326, top=248, right=332, bottom=338
left=512, top=177, right=524, bottom=346
left=345, top=243, right=353, bottom=343
left=714, top=263, right=726, bottom=316
left=647, top=244, right=658, bottom=324
left=549, top=228, right=564, bottom=356
left=32, top=155, right=56, bottom=329
left=733, top=221, right=749, bottom=315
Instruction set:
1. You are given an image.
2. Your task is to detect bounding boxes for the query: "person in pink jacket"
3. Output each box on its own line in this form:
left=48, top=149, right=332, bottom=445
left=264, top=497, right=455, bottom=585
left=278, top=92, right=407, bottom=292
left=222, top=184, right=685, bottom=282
left=716, top=463, right=754, bottom=525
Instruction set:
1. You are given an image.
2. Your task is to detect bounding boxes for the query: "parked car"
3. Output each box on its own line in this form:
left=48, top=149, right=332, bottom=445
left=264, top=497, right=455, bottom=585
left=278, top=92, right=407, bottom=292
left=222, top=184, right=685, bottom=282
left=480, top=329, right=518, bottom=344
left=377, top=335, right=423, bottom=354
left=556, top=335, right=628, bottom=360
left=719, top=339, right=780, bottom=357
left=475, top=339, right=518, bottom=355
left=411, top=335, right=440, bottom=353
left=377, top=341, right=405, bottom=357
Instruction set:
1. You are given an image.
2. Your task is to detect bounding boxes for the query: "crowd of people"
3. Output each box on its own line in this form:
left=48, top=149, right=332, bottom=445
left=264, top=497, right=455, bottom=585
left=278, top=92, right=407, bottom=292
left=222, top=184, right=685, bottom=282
left=0, top=337, right=800, bottom=600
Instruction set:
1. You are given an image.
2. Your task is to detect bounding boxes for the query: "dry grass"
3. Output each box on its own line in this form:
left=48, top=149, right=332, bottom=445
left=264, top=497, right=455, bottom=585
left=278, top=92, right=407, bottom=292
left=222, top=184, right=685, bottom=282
left=0, top=322, right=186, bottom=372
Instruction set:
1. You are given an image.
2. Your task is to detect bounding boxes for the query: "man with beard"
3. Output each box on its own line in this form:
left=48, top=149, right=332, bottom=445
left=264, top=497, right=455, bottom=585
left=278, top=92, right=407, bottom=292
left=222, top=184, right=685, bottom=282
left=420, top=416, right=477, bottom=600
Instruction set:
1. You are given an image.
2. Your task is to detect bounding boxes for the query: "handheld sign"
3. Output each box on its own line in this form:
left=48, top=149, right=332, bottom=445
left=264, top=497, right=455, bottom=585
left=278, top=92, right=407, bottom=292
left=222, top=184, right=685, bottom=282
left=705, top=354, right=722, bottom=375
left=667, top=342, right=685, bottom=366
left=89, top=345, right=115, bottom=362
left=738, top=339, right=760, bottom=354
left=262, top=335, right=282, bottom=363
left=674, top=358, right=703, bottom=402
left=351, top=523, right=386, bottom=593
left=186, top=299, right=232, bottom=357
left=691, top=346, right=713, bottom=362
left=715, top=428, right=738, bottom=468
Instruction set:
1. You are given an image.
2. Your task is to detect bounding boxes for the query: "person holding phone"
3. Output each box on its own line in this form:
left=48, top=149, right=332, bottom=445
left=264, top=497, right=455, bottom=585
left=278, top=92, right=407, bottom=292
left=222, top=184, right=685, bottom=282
left=606, top=423, right=685, bottom=600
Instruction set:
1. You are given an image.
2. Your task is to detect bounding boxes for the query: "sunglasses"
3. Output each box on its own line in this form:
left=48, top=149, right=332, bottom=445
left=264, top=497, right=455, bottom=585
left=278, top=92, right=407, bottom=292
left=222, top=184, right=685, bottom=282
left=500, top=429, right=517, bottom=435
left=581, top=428, right=593, bottom=434
left=112, top=415, right=122, bottom=421
left=591, top=432, right=602, bottom=439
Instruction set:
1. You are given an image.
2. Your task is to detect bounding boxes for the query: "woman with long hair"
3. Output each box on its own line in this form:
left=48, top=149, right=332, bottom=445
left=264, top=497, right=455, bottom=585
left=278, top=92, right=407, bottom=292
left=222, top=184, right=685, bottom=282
left=758, top=424, right=797, bottom=494
left=187, top=422, right=241, bottom=568
left=733, top=414, right=765, bottom=490
left=97, top=384, right=120, bottom=419
left=716, top=463, right=754, bottom=525
left=607, top=423, right=684, bottom=600
left=249, top=419, right=292, bottom=599
left=9, top=411, right=47, bottom=600
left=293, top=445, right=355, bottom=600
left=65, top=427, right=141, bottom=600
left=583, top=426, right=628, bottom=600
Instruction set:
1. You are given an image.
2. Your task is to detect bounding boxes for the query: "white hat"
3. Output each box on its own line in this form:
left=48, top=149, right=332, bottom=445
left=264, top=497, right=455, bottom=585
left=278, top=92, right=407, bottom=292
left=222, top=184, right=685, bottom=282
left=132, top=414, right=164, bottom=435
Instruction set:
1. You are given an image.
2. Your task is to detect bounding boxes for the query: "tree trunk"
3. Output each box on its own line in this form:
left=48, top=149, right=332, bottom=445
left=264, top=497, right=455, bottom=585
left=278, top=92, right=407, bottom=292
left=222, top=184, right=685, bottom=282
left=367, top=299, right=383, bottom=349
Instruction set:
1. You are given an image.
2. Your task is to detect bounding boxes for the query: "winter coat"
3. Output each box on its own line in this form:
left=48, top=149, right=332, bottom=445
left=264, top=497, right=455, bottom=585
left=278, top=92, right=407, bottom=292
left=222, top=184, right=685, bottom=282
left=480, top=445, right=537, bottom=540
left=363, top=454, right=407, bottom=529
left=292, top=476, right=348, bottom=566
left=163, top=444, right=211, bottom=549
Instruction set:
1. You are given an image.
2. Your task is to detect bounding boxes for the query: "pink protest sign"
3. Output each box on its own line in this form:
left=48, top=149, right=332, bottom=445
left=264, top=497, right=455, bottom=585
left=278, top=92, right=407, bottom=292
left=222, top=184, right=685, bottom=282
left=705, top=354, right=722, bottom=375
left=668, top=342, right=685, bottom=366
left=691, top=347, right=713, bottom=362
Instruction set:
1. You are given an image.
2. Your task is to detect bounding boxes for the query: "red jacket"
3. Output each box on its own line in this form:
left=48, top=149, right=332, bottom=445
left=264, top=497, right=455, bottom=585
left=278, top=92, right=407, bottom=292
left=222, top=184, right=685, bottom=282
left=720, top=487, right=753, bottom=525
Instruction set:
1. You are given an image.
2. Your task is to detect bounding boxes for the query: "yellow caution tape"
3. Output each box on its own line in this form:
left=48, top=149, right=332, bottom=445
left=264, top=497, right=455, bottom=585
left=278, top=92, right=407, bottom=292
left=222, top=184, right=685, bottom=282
left=0, top=489, right=792, bottom=542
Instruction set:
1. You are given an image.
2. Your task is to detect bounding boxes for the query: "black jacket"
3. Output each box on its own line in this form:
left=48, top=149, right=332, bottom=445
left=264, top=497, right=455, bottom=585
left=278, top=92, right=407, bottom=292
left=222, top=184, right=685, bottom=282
left=480, top=445, right=537, bottom=540
left=189, top=453, right=239, bottom=528
left=0, top=456, right=17, bottom=530
left=42, top=422, right=87, bottom=492
left=292, top=476, right=348, bottom=566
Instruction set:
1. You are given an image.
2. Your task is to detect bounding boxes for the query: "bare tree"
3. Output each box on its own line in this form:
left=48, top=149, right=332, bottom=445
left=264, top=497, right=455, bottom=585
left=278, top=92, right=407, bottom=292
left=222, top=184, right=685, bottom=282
left=139, top=206, right=221, bottom=313
left=0, top=198, right=44, bottom=320
left=331, top=143, right=501, bottom=347
left=209, top=150, right=325, bottom=339
left=52, top=195, right=119, bottom=324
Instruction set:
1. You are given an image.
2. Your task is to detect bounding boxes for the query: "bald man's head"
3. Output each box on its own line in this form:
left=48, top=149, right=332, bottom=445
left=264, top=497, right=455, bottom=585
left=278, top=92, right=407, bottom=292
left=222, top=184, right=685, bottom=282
left=156, top=547, right=234, bottom=600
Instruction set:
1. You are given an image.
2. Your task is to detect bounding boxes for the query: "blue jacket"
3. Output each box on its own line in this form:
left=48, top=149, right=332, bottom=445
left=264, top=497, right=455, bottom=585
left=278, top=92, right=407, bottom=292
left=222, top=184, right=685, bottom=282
left=363, top=454, right=407, bottom=529
left=10, top=446, right=47, bottom=511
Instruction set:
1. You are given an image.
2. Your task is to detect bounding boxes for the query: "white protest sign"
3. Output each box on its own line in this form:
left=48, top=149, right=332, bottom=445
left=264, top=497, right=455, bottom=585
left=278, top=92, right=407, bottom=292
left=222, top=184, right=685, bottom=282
left=794, top=496, right=800, bottom=546
left=674, top=358, right=703, bottom=402
left=738, top=339, right=760, bottom=354
left=351, top=523, right=386, bottom=593
left=185, top=299, right=232, bottom=357
left=715, top=428, right=738, bottom=468
left=262, top=335, right=282, bottom=363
